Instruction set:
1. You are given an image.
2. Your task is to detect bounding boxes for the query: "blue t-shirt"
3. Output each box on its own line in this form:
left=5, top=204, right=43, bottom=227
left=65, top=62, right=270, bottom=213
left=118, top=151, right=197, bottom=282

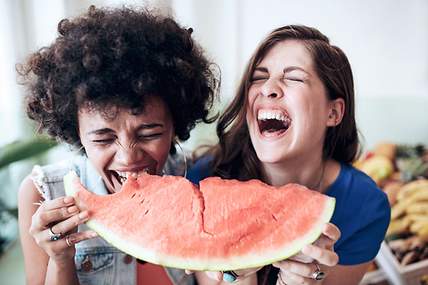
left=187, top=157, right=390, bottom=265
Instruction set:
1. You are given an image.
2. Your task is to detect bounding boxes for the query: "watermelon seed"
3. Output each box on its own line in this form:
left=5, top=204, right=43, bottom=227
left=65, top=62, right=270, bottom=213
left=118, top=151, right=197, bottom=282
left=144, top=209, right=149, bottom=215
left=139, top=198, right=145, bottom=204
left=131, top=193, right=136, bottom=199
left=271, top=214, right=278, bottom=222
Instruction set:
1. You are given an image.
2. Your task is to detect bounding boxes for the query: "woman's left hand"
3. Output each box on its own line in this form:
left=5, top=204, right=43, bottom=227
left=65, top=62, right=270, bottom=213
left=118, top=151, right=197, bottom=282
left=274, top=223, right=341, bottom=285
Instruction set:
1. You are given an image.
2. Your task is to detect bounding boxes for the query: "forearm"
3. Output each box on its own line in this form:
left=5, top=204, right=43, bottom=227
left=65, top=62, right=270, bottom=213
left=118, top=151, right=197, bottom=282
left=45, top=258, right=79, bottom=285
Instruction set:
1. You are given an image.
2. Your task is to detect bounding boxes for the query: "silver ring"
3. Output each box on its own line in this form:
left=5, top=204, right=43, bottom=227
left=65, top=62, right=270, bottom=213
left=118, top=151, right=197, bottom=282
left=65, top=235, right=72, bottom=247
left=48, top=227, right=62, bottom=241
left=311, top=263, right=326, bottom=281
left=222, top=271, right=239, bottom=283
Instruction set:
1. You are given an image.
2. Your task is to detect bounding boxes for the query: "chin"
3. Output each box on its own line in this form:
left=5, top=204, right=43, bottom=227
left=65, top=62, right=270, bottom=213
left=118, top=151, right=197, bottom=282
left=254, top=147, right=286, bottom=165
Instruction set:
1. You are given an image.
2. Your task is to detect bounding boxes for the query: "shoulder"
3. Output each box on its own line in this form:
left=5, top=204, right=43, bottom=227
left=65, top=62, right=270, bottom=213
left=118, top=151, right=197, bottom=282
left=187, top=155, right=214, bottom=184
left=28, top=156, right=87, bottom=201
left=328, top=163, right=391, bottom=265
left=18, top=174, right=41, bottom=207
left=329, top=163, right=388, bottom=207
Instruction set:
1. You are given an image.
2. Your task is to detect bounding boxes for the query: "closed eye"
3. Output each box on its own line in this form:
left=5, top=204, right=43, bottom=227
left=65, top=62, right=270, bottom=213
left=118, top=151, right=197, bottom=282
left=285, top=77, right=304, bottom=83
left=92, top=139, right=115, bottom=144
left=138, top=133, right=163, bottom=140
left=250, top=77, right=268, bottom=83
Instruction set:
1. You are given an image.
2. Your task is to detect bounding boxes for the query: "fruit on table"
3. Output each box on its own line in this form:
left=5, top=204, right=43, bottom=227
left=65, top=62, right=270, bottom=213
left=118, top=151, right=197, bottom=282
left=374, top=142, right=397, bottom=161
left=358, top=155, right=394, bottom=185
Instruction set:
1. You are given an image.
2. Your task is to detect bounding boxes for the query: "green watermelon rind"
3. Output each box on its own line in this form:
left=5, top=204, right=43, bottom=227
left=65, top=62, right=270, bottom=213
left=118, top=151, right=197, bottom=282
left=64, top=171, right=336, bottom=270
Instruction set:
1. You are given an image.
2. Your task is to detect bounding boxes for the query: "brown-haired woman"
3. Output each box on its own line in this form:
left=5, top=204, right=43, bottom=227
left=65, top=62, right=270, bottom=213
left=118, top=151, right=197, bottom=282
left=188, top=25, right=390, bottom=285
left=18, top=6, right=219, bottom=285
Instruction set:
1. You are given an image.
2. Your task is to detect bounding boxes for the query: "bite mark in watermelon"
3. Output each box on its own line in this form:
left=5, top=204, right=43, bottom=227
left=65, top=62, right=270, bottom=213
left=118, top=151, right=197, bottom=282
left=64, top=171, right=335, bottom=270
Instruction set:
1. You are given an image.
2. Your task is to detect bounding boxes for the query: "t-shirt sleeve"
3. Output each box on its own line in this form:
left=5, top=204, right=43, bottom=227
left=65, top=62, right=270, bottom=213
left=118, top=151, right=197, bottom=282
left=336, top=190, right=391, bottom=265
left=187, top=155, right=214, bottom=184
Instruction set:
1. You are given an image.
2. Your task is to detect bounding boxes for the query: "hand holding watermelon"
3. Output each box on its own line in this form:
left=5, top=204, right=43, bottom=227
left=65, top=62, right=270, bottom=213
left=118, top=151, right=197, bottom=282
left=273, top=223, right=340, bottom=285
left=28, top=196, right=98, bottom=263
left=184, top=266, right=262, bottom=283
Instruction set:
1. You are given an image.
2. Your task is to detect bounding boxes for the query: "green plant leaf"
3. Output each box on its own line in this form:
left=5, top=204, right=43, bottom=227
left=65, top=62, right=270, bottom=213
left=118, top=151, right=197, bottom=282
left=0, top=137, right=57, bottom=170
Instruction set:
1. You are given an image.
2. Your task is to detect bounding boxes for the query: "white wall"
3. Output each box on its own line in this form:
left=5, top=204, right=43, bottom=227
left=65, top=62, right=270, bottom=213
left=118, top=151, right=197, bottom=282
left=172, top=0, right=428, bottom=149
left=2, top=0, right=427, bottom=149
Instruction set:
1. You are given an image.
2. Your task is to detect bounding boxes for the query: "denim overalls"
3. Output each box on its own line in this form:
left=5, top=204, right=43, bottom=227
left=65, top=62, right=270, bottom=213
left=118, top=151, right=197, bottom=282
left=32, top=155, right=195, bottom=285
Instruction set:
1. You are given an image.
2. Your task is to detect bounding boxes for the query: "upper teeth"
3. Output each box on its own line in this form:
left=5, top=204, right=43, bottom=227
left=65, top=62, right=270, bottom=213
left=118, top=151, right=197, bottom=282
left=257, top=109, right=289, bottom=121
left=116, top=169, right=150, bottom=180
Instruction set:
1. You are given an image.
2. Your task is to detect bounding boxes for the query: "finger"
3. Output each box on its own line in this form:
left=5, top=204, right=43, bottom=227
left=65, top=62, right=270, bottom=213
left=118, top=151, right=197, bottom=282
left=278, top=270, right=313, bottom=285
left=312, top=223, right=341, bottom=250
left=64, top=231, right=98, bottom=247
left=40, top=196, right=75, bottom=211
left=49, top=211, right=90, bottom=236
left=286, top=271, right=313, bottom=285
left=313, top=235, right=335, bottom=250
left=322, top=223, right=341, bottom=242
left=31, top=197, right=75, bottom=230
left=274, top=260, right=319, bottom=278
left=302, top=244, right=339, bottom=267
left=184, top=269, right=194, bottom=275
left=206, top=271, right=222, bottom=281
left=288, top=251, right=315, bottom=263
left=40, top=206, right=80, bottom=227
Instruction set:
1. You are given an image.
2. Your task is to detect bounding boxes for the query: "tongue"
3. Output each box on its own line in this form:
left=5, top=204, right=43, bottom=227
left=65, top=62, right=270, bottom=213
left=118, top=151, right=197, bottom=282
left=259, top=119, right=288, bottom=137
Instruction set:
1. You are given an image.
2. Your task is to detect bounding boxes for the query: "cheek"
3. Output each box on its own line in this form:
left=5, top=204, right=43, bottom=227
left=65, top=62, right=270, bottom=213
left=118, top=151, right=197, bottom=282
left=84, top=149, right=115, bottom=177
left=144, top=136, right=173, bottom=163
left=246, top=92, right=257, bottom=125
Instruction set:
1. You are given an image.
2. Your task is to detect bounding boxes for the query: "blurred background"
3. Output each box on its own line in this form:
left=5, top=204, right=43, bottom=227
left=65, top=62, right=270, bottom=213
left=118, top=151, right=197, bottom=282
left=0, top=0, right=427, bottom=284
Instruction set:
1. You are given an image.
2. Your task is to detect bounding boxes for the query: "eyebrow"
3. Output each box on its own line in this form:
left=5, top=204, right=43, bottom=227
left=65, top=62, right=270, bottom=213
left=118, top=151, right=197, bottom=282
left=253, top=66, right=309, bottom=75
left=86, top=123, right=164, bottom=136
left=283, top=66, right=309, bottom=74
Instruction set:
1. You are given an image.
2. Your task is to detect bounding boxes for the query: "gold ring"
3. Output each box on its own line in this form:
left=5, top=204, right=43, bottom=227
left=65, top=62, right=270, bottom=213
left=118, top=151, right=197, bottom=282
left=65, top=235, right=73, bottom=247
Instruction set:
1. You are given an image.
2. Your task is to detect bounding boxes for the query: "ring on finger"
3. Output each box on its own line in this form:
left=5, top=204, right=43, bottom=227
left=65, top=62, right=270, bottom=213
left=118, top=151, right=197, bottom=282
left=311, top=263, right=326, bottom=281
left=48, top=227, right=62, bottom=241
left=222, top=271, right=239, bottom=283
left=65, top=235, right=73, bottom=247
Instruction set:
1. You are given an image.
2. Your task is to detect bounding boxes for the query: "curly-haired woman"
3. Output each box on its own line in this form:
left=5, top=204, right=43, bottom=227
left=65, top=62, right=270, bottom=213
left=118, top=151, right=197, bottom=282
left=17, top=6, right=218, bottom=285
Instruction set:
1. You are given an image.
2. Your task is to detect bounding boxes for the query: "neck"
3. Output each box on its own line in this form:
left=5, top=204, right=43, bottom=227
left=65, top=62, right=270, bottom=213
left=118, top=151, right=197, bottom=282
left=261, top=155, right=327, bottom=191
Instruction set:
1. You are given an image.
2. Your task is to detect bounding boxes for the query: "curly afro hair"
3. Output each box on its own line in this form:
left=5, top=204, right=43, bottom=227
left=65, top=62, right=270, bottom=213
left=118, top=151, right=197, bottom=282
left=19, top=5, right=219, bottom=152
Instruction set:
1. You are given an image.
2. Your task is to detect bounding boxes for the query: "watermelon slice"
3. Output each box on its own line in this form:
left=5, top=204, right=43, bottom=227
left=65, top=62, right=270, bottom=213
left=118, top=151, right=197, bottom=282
left=64, top=171, right=335, bottom=270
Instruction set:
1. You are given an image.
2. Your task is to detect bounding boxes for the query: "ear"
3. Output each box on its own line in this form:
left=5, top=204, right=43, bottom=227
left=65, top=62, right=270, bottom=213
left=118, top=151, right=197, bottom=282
left=326, top=98, right=345, bottom=127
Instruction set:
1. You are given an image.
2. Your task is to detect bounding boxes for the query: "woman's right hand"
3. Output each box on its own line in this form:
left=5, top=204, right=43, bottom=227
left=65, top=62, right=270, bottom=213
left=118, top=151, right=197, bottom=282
left=29, top=196, right=97, bottom=264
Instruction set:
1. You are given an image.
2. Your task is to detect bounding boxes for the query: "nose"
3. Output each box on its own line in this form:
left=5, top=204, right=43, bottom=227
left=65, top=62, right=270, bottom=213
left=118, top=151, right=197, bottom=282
left=115, top=141, right=144, bottom=165
left=260, top=78, right=283, bottom=99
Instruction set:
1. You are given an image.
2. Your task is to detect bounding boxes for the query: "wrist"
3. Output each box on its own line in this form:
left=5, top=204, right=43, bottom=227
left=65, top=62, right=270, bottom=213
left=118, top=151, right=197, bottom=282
left=50, top=256, right=75, bottom=268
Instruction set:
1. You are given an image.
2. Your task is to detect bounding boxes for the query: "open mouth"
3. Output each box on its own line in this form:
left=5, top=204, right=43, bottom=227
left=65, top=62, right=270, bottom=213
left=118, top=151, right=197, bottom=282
left=109, top=168, right=152, bottom=187
left=257, top=109, right=291, bottom=137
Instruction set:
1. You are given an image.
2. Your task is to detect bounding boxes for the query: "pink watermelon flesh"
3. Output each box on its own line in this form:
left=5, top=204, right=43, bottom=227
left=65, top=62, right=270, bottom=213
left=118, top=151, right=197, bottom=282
left=64, top=171, right=335, bottom=270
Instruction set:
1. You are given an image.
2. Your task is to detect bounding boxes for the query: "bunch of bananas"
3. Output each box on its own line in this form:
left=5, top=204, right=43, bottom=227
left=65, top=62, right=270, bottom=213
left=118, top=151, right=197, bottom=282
left=388, top=179, right=428, bottom=240
left=357, top=143, right=428, bottom=266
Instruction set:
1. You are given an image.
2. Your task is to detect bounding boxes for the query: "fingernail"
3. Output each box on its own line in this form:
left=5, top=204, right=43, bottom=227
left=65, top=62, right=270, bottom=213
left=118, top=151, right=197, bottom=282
left=68, top=206, right=78, bottom=213
left=88, top=231, right=98, bottom=238
left=79, top=212, right=88, bottom=219
left=64, top=196, right=74, bottom=204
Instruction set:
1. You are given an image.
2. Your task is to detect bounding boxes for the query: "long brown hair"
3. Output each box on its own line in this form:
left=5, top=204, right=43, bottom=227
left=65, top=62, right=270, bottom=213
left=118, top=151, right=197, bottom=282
left=212, top=25, right=359, bottom=181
